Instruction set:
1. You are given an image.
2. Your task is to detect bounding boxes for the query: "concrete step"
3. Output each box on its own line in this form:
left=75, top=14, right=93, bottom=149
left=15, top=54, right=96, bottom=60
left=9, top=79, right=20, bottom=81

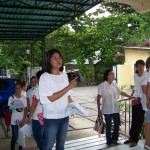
left=52, top=135, right=127, bottom=150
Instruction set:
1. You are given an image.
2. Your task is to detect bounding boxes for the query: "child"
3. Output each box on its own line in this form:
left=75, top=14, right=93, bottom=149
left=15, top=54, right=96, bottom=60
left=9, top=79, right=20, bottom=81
left=8, top=83, right=27, bottom=150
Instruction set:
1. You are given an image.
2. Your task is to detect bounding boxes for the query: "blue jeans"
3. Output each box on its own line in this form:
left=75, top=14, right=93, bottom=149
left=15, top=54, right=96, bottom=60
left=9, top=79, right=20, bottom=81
left=32, top=119, right=44, bottom=150
left=43, top=116, right=69, bottom=150
left=11, top=125, right=22, bottom=150
left=146, top=110, right=150, bottom=123
left=104, top=113, right=120, bottom=144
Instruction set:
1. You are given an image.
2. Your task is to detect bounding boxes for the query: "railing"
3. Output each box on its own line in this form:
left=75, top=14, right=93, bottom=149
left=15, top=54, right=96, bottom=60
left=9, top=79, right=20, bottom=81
left=68, top=97, right=133, bottom=138
left=117, top=97, right=132, bottom=137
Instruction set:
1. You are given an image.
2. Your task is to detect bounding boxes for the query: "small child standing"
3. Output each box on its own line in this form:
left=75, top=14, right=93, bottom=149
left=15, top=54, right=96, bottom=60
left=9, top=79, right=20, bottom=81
left=8, top=83, right=27, bottom=150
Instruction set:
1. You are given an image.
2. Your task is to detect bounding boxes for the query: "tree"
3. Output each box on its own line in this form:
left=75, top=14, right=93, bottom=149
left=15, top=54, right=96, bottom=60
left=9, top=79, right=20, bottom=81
left=1, top=2, right=150, bottom=83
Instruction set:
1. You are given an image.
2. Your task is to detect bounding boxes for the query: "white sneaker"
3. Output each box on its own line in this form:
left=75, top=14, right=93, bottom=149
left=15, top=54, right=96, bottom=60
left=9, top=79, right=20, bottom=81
left=145, top=144, right=150, bottom=150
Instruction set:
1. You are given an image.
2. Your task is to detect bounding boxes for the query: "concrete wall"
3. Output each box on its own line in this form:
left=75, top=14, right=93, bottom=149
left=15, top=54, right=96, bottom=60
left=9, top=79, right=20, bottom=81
left=117, top=49, right=150, bottom=89
left=117, top=63, right=131, bottom=89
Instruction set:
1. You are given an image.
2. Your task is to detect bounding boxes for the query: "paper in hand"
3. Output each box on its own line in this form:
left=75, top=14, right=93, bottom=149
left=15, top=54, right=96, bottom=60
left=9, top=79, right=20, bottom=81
left=20, top=124, right=33, bottom=137
left=69, top=101, right=89, bottom=116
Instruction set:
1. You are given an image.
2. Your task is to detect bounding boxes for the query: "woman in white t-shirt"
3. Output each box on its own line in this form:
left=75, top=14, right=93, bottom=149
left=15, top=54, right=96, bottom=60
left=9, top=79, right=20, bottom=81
left=97, top=69, right=132, bottom=145
left=124, top=60, right=146, bottom=147
left=39, top=49, right=77, bottom=150
left=26, top=76, right=38, bottom=116
left=145, top=57, right=150, bottom=149
left=27, top=70, right=44, bottom=150
left=8, top=83, right=27, bottom=150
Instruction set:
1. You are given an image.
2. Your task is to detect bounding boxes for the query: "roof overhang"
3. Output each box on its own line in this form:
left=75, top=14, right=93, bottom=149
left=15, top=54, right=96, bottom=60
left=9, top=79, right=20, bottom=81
left=113, top=46, right=150, bottom=52
left=0, top=0, right=101, bottom=41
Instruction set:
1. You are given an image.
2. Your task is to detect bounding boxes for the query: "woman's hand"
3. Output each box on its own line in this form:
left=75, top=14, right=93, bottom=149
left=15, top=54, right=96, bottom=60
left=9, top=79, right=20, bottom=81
left=129, top=96, right=134, bottom=100
left=27, top=118, right=32, bottom=125
left=20, top=121, right=25, bottom=128
left=27, top=105, right=30, bottom=112
left=68, top=78, right=77, bottom=90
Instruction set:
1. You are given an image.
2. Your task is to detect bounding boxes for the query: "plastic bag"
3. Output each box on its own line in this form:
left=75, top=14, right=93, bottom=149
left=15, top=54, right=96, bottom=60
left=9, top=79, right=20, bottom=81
left=17, top=128, right=25, bottom=147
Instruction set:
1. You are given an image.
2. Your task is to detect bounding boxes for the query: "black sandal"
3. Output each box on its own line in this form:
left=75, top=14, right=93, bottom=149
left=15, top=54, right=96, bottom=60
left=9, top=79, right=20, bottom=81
left=124, top=139, right=133, bottom=144
left=130, top=142, right=137, bottom=147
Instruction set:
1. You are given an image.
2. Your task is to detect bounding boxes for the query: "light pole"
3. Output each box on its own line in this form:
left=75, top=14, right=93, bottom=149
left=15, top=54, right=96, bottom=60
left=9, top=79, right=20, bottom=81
left=25, top=49, right=30, bottom=82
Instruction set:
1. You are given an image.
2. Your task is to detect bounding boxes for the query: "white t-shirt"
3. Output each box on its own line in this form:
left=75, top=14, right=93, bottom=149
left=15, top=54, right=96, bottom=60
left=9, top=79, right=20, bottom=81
left=27, top=86, right=42, bottom=120
left=8, top=95, right=27, bottom=125
left=134, top=72, right=148, bottom=110
left=134, top=73, right=143, bottom=98
left=98, top=81, right=121, bottom=114
left=21, top=90, right=27, bottom=98
left=148, top=71, right=150, bottom=82
left=27, top=88, right=33, bottom=107
left=140, top=72, right=148, bottom=110
left=39, top=72, right=72, bottom=119
left=134, top=72, right=147, bottom=97
left=26, top=88, right=33, bottom=115
left=32, top=86, right=43, bottom=120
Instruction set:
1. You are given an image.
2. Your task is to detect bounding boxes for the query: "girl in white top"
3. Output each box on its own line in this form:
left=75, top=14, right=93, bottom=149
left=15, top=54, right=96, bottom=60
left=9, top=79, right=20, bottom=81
left=97, top=69, right=132, bottom=145
left=145, top=57, right=150, bottom=149
left=39, top=49, right=77, bottom=150
left=8, top=83, right=27, bottom=150
left=124, top=60, right=147, bottom=147
left=27, top=71, right=44, bottom=150
left=26, top=76, right=38, bottom=116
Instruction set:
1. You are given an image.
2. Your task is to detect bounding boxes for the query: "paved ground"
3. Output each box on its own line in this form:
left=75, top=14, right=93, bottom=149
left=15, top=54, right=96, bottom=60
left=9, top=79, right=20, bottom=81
left=0, top=86, right=131, bottom=150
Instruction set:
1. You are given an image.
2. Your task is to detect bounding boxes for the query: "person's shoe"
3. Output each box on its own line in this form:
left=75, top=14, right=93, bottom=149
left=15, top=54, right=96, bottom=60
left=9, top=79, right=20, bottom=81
left=124, top=139, right=133, bottom=144
left=145, top=144, right=150, bottom=150
left=130, top=142, right=137, bottom=147
left=112, top=141, right=120, bottom=145
left=106, top=143, right=112, bottom=147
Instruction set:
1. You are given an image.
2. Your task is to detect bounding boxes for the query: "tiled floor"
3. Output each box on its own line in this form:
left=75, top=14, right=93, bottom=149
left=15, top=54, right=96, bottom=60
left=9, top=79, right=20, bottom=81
left=106, top=140, right=145, bottom=150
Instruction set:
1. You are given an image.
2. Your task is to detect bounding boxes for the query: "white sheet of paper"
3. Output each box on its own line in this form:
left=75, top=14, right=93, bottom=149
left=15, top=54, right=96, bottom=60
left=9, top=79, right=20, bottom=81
left=20, top=124, right=33, bottom=137
left=13, top=100, right=24, bottom=108
left=69, top=101, right=89, bottom=116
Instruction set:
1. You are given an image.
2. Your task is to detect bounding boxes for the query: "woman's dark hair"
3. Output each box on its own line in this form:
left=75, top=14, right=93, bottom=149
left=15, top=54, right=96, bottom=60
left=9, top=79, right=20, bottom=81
left=21, top=81, right=27, bottom=87
left=135, top=59, right=145, bottom=73
left=146, top=57, right=150, bottom=70
left=103, top=69, right=113, bottom=81
left=30, top=76, right=36, bottom=81
left=45, top=49, right=63, bottom=73
left=135, top=60, right=145, bottom=67
left=36, top=70, right=44, bottom=80
left=15, top=82, right=22, bottom=88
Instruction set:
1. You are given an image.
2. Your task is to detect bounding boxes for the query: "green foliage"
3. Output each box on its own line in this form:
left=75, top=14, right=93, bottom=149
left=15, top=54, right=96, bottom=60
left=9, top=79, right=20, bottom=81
left=1, top=2, right=150, bottom=82
left=120, top=85, right=127, bottom=90
left=0, top=41, right=41, bottom=79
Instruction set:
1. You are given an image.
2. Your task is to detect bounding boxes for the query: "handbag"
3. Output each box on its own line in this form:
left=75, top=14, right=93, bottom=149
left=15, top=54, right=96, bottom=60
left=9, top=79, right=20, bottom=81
left=132, top=97, right=141, bottom=106
left=93, top=116, right=105, bottom=134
